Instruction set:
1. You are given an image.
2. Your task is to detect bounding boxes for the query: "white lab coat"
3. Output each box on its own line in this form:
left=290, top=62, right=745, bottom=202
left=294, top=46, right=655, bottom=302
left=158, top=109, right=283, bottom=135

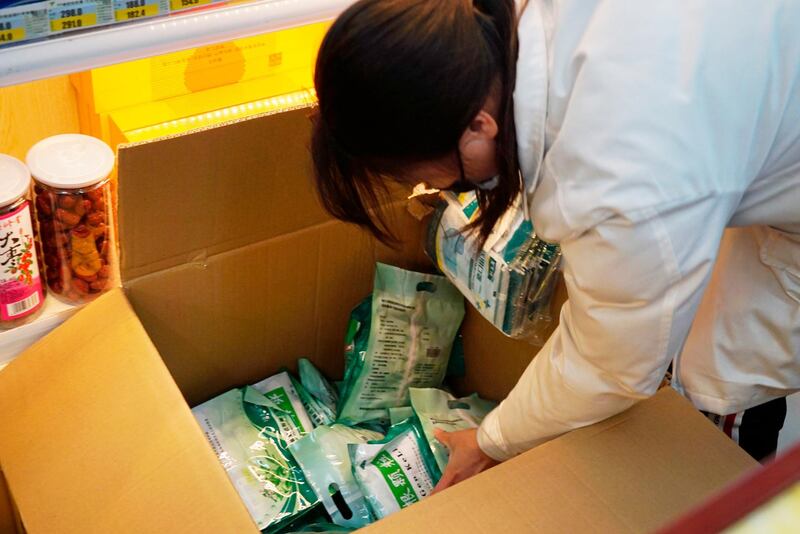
left=478, top=0, right=800, bottom=461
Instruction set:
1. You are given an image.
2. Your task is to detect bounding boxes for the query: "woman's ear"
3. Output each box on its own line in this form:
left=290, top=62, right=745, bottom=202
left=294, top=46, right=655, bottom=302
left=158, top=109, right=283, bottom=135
left=458, top=110, right=499, bottom=181
left=467, top=110, right=499, bottom=137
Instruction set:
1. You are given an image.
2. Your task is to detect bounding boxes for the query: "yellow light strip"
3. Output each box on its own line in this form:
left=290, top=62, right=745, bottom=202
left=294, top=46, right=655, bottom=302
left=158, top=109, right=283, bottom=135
left=124, top=88, right=317, bottom=143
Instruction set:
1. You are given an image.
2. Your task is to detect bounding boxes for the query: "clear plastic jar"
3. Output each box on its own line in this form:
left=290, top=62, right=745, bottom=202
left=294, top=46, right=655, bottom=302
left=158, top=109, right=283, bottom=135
left=0, top=154, right=46, bottom=328
left=27, top=135, right=118, bottom=305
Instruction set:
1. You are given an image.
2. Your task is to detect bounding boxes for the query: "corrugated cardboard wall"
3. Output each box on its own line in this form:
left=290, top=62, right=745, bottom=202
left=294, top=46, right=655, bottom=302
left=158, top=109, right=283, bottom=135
left=117, top=107, right=330, bottom=280
left=362, top=389, right=757, bottom=533
left=117, top=106, right=543, bottom=406
left=0, top=470, right=17, bottom=534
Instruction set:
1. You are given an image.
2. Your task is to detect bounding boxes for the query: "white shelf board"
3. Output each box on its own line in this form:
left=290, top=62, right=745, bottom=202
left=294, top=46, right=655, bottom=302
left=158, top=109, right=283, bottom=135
left=0, top=293, right=81, bottom=369
left=0, top=0, right=354, bottom=87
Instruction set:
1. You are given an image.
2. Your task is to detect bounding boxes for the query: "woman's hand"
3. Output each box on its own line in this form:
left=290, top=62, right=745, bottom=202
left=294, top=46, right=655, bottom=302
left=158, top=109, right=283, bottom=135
left=432, top=428, right=499, bottom=493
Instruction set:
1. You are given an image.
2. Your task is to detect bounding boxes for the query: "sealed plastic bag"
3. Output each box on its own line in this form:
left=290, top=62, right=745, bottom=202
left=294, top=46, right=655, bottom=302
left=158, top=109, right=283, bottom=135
left=338, top=296, right=371, bottom=406
left=426, top=191, right=561, bottom=344
left=388, top=406, right=415, bottom=425
left=349, top=418, right=441, bottom=520
left=288, top=373, right=337, bottom=428
left=409, top=388, right=495, bottom=471
left=298, top=358, right=339, bottom=415
left=337, top=263, right=465, bottom=426
left=290, top=424, right=384, bottom=529
left=192, top=379, right=317, bottom=531
left=283, top=521, right=355, bottom=534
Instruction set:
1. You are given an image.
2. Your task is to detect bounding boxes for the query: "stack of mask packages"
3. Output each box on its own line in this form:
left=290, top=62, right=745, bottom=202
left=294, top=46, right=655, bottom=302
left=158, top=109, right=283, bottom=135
left=191, top=263, right=496, bottom=533
left=426, top=191, right=562, bottom=344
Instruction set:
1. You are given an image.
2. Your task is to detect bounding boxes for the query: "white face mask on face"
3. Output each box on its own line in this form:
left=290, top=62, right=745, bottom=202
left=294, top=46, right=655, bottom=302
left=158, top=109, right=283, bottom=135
left=476, top=174, right=501, bottom=191
left=448, top=150, right=502, bottom=193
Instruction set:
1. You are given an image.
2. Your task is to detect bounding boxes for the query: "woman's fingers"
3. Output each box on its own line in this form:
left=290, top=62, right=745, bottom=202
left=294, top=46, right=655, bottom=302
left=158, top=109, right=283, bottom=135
left=434, top=428, right=451, bottom=447
left=430, top=428, right=499, bottom=495
left=432, top=467, right=456, bottom=494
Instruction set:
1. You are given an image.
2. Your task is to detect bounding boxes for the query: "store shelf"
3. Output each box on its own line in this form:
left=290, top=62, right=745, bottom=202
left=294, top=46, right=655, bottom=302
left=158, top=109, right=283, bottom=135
left=0, top=294, right=80, bottom=368
left=0, top=0, right=353, bottom=87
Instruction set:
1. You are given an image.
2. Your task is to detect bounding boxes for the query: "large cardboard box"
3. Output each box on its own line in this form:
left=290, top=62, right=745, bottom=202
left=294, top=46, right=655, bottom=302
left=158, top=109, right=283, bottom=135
left=0, top=107, right=756, bottom=533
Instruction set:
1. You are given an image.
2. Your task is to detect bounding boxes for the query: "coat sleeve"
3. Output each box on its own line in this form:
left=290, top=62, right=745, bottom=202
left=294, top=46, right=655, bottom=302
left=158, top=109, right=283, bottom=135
left=477, top=197, right=734, bottom=461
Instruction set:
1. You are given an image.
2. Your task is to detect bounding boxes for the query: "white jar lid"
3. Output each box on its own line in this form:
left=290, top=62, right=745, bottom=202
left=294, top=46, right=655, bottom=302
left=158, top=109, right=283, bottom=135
left=26, top=134, right=114, bottom=190
left=0, top=154, right=32, bottom=208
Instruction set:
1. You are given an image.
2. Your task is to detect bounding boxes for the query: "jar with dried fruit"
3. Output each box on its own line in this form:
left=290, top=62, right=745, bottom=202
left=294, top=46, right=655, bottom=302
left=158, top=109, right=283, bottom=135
left=0, top=154, right=46, bottom=328
left=27, top=135, right=118, bottom=305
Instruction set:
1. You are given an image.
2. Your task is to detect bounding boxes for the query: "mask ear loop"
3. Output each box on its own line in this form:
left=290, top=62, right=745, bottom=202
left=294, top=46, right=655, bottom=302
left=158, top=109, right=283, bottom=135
left=449, top=149, right=476, bottom=193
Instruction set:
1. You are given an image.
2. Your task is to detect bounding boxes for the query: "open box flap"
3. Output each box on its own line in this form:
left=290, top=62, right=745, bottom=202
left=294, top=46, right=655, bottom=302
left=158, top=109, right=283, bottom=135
left=0, top=290, right=257, bottom=534
left=117, top=106, right=330, bottom=282
left=365, top=388, right=757, bottom=533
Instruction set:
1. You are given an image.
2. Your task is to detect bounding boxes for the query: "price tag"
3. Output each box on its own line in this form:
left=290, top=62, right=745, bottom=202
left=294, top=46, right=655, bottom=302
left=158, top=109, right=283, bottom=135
left=169, top=0, right=211, bottom=12
left=0, top=28, right=25, bottom=42
left=49, top=1, right=98, bottom=32
left=0, top=21, right=25, bottom=43
left=114, top=0, right=160, bottom=21
left=0, top=3, right=48, bottom=46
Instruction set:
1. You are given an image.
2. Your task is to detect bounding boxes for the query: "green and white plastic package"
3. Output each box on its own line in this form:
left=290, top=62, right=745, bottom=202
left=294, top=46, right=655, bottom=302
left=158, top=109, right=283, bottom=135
left=409, top=387, right=496, bottom=471
left=337, top=263, right=465, bottom=426
left=192, top=379, right=317, bottom=531
left=289, top=373, right=337, bottom=428
left=298, top=358, right=339, bottom=418
left=349, top=418, right=442, bottom=520
left=426, top=191, right=562, bottom=344
left=250, top=371, right=318, bottom=432
left=338, top=296, right=371, bottom=407
left=289, top=424, right=384, bottom=529
left=388, top=406, right=415, bottom=425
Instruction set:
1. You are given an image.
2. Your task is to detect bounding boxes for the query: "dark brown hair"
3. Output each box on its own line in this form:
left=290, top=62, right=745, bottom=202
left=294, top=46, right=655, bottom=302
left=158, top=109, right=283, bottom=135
left=311, top=0, right=520, bottom=244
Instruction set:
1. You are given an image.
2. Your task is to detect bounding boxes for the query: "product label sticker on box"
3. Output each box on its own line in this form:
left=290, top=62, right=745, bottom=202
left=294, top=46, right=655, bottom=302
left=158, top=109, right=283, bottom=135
left=48, top=0, right=112, bottom=32
left=113, top=0, right=164, bottom=21
left=0, top=2, right=48, bottom=45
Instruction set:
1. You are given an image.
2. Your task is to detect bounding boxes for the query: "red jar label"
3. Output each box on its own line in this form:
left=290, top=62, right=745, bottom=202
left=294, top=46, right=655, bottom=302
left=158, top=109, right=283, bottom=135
left=0, top=202, right=44, bottom=320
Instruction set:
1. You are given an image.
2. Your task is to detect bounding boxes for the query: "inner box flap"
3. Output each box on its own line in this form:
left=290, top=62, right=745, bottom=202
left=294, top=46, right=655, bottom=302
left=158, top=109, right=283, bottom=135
left=0, top=290, right=257, bottom=534
left=124, top=202, right=433, bottom=406
left=117, top=105, right=328, bottom=281
left=364, top=388, right=757, bottom=533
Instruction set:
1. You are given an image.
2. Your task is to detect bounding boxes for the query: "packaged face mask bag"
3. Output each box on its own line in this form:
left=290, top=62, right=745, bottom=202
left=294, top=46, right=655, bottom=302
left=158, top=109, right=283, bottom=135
left=388, top=406, right=415, bottom=425
left=337, top=263, right=465, bottom=426
left=338, top=296, right=371, bottom=406
left=298, top=358, right=339, bottom=418
left=349, top=417, right=441, bottom=520
left=409, top=387, right=496, bottom=472
left=289, top=424, right=384, bottom=529
left=288, top=373, right=337, bottom=428
left=283, top=522, right=355, bottom=534
left=192, top=377, right=317, bottom=531
left=426, top=191, right=562, bottom=344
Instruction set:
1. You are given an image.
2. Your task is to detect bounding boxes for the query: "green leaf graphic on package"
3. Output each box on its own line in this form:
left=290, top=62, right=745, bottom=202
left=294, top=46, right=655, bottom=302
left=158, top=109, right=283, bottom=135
left=191, top=372, right=318, bottom=532
left=337, top=263, right=465, bottom=426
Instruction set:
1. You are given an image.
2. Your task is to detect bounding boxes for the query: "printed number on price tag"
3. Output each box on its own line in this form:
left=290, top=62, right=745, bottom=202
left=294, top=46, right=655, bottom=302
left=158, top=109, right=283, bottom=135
left=170, top=0, right=211, bottom=11
left=0, top=28, right=25, bottom=42
left=51, top=6, right=97, bottom=31
left=115, top=0, right=158, bottom=20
